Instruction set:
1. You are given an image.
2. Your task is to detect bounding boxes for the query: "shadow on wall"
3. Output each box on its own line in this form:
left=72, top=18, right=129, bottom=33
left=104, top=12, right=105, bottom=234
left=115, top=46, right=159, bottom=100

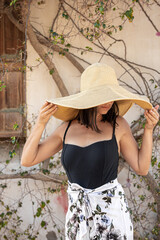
left=46, top=231, right=57, bottom=240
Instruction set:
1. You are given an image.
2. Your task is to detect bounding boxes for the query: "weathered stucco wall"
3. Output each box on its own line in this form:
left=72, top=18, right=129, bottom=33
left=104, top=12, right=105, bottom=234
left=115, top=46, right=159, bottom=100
left=0, top=0, right=159, bottom=239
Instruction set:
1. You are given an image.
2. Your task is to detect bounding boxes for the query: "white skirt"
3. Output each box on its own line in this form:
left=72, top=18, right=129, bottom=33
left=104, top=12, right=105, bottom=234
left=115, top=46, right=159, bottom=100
left=65, top=178, right=133, bottom=240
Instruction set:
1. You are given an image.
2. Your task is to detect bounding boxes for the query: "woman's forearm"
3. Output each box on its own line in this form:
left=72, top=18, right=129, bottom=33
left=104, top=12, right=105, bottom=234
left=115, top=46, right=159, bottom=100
left=21, top=122, right=45, bottom=166
left=21, top=102, right=58, bottom=166
left=138, top=127, right=153, bottom=175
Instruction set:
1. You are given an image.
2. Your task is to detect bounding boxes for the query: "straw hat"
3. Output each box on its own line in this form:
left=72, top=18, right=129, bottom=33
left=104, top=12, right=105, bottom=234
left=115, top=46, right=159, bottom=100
left=46, top=63, right=152, bottom=121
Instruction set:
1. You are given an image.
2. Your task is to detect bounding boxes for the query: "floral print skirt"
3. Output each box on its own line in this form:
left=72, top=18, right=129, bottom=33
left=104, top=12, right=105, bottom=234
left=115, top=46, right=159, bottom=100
left=65, top=178, right=133, bottom=240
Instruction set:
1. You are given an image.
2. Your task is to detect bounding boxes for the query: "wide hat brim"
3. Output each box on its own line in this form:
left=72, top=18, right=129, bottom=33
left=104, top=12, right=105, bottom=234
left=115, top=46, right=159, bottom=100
left=46, top=84, right=152, bottom=121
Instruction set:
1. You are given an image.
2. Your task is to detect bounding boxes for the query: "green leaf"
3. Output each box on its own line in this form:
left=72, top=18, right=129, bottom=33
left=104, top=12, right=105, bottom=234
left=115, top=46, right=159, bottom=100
left=64, top=48, right=69, bottom=52
left=119, top=25, right=123, bottom=31
left=42, top=169, right=50, bottom=175
left=58, top=35, right=65, bottom=44
left=52, top=32, right=58, bottom=37
left=18, top=181, right=21, bottom=186
left=85, top=46, right=93, bottom=51
left=124, top=7, right=134, bottom=22
left=11, top=136, right=16, bottom=144
left=36, top=208, right=42, bottom=217
left=59, top=51, right=65, bottom=56
left=41, top=220, right=46, bottom=227
left=149, top=79, right=154, bottom=83
left=0, top=212, right=4, bottom=218
left=9, top=150, right=16, bottom=159
left=62, top=12, right=69, bottom=19
left=13, top=123, right=19, bottom=130
left=151, top=156, right=157, bottom=167
left=6, top=211, right=12, bottom=216
left=94, top=20, right=100, bottom=28
left=41, top=201, right=45, bottom=208
left=96, top=204, right=101, bottom=212
left=10, top=0, right=18, bottom=6
left=0, top=184, right=7, bottom=189
left=65, top=43, right=71, bottom=47
left=49, top=162, right=53, bottom=169
left=99, top=6, right=104, bottom=14
left=20, top=171, right=28, bottom=176
left=49, top=69, right=54, bottom=75
left=142, top=122, right=146, bottom=129
left=18, top=202, right=22, bottom=207
left=138, top=195, right=146, bottom=201
left=107, top=31, right=112, bottom=35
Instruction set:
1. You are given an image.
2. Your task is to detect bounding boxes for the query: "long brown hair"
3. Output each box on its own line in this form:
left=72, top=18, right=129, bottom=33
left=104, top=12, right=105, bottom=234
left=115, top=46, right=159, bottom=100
left=74, top=101, right=119, bottom=133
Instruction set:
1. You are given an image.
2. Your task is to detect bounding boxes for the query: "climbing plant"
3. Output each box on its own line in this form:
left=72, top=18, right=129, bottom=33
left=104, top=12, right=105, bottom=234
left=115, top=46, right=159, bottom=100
left=0, top=0, right=160, bottom=239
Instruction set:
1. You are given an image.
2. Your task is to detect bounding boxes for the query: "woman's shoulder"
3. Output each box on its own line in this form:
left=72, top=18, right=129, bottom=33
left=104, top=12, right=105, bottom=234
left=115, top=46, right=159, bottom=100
left=116, top=115, right=131, bottom=136
left=53, top=120, right=71, bottom=142
left=116, top=115, right=129, bottom=125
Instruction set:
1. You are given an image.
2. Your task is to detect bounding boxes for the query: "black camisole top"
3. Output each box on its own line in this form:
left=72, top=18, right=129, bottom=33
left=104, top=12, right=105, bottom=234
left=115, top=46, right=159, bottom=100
left=61, top=120, right=119, bottom=189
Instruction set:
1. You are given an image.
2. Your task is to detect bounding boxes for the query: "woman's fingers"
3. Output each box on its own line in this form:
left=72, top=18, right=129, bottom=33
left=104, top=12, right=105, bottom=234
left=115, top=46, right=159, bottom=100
left=37, top=102, right=58, bottom=125
left=148, top=110, right=158, bottom=121
left=150, top=107, right=159, bottom=118
left=45, top=105, right=58, bottom=115
left=145, top=112, right=155, bottom=122
left=144, top=105, right=160, bottom=129
left=149, top=106, right=159, bottom=118
left=41, top=102, right=57, bottom=113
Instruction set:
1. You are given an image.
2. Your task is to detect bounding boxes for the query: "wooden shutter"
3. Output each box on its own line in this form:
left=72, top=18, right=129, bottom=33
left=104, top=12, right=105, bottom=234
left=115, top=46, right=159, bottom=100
left=0, top=71, right=24, bottom=137
left=0, top=5, right=25, bottom=138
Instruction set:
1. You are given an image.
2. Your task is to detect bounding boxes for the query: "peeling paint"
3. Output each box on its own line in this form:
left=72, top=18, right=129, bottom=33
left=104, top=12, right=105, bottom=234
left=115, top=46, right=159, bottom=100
left=56, top=187, right=68, bottom=214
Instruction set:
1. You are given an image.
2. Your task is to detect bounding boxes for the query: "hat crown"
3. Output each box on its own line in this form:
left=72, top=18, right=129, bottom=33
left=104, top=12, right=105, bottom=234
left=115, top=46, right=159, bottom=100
left=80, top=63, right=119, bottom=91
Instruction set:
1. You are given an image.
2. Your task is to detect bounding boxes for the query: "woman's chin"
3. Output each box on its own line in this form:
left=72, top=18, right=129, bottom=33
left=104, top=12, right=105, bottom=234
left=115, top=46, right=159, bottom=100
left=100, top=109, right=109, bottom=114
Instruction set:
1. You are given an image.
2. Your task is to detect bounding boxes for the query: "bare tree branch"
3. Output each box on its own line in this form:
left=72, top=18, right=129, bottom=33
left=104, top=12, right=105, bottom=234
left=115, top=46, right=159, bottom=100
left=138, top=0, right=159, bottom=33
left=36, top=35, right=84, bottom=73
left=27, top=20, right=69, bottom=96
left=0, top=172, right=67, bottom=184
left=153, top=0, right=160, bottom=7
left=4, top=6, right=24, bottom=32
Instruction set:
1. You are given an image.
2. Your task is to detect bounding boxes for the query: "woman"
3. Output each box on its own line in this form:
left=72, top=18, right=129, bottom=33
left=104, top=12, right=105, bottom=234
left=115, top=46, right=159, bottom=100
left=21, top=63, right=159, bottom=239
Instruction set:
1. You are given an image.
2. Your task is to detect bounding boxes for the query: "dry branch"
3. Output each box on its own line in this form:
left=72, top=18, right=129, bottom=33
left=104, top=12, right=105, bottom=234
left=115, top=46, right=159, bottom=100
left=27, top=20, right=69, bottom=96
left=0, top=172, right=67, bottom=184
left=37, top=35, right=84, bottom=73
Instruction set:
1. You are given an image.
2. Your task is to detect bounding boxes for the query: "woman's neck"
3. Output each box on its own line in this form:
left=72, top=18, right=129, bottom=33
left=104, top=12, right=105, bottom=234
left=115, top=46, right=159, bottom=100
left=96, top=113, right=103, bottom=122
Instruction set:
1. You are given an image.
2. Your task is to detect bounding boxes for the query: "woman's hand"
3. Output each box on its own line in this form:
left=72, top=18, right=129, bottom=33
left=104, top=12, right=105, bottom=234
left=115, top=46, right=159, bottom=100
left=144, top=104, right=159, bottom=130
left=37, top=101, right=58, bottom=126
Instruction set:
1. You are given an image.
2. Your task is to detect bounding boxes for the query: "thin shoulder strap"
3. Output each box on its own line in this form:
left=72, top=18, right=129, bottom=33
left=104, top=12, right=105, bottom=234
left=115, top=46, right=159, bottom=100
left=112, top=118, right=116, bottom=138
left=63, top=120, right=72, bottom=145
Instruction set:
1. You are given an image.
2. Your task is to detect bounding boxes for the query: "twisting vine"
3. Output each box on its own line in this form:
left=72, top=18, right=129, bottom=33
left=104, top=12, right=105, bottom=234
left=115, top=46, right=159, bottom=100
left=0, top=0, right=160, bottom=239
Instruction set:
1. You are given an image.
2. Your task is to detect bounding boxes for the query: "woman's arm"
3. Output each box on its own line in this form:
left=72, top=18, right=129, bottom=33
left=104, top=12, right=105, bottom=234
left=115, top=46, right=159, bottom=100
left=119, top=105, right=159, bottom=175
left=137, top=127, right=153, bottom=175
left=21, top=101, right=62, bottom=167
left=21, top=121, right=46, bottom=166
left=138, top=105, right=159, bottom=174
